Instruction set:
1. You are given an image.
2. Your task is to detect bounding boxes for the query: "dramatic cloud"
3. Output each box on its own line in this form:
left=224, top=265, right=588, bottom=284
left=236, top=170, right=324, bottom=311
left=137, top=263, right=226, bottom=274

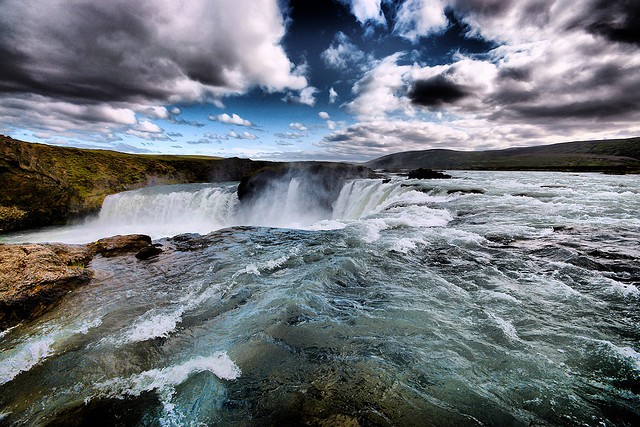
left=408, top=76, right=469, bottom=106
left=0, top=0, right=307, bottom=141
left=210, top=113, right=253, bottom=127
left=2, top=0, right=639, bottom=160
left=318, top=0, right=640, bottom=159
left=0, top=0, right=306, bottom=101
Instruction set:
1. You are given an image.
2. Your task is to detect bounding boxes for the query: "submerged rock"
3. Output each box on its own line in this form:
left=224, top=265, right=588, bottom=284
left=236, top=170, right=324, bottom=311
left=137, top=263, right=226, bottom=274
left=407, top=168, right=452, bottom=179
left=0, top=234, right=158, bottom=330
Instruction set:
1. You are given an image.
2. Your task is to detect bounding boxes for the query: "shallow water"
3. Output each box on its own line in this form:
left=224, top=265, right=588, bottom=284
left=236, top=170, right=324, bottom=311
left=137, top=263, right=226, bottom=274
left=1, top=171, right=639, bottom=425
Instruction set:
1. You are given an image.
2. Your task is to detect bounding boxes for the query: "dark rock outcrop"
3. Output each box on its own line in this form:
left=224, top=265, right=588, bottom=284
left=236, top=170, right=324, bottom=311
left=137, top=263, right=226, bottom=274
left=135, top=244, right=163, bottom=260
left=407, top=168, right=452, bottom=179
left=87, top=234, right=153, bottom=257
left=237, top=162, right=375, bottom=211
left=0, top=234, right=159, bottom=330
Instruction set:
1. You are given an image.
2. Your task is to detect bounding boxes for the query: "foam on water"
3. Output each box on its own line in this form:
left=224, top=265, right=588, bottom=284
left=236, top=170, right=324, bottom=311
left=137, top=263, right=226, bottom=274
left=125, top=310, right=185, bottom=343
left=94, top=353, right=240, bottom=398
left=0, top=336, right=55, bottom=385
left=0, top=317, right=103, bottom=385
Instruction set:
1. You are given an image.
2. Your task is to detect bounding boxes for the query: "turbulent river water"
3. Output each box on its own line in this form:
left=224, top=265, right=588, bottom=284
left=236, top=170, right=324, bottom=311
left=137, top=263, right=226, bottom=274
left=1, top=171, right=639, bottom=426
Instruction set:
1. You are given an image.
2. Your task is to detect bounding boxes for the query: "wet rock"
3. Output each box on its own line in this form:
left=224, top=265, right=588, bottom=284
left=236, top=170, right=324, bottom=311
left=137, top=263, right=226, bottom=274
left=135, top=244, right=163, bottom=260
left=0, top=234, right=157, bottom=330
left=0, top=243, right=93, bottom=330
left=406, top=168, right=452, bottom=179
left=88, top=234, right=152, bottom=257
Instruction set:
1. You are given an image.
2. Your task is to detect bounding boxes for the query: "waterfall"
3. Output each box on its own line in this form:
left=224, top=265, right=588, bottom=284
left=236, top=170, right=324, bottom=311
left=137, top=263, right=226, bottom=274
left=5, top=178, right=453, bottom=243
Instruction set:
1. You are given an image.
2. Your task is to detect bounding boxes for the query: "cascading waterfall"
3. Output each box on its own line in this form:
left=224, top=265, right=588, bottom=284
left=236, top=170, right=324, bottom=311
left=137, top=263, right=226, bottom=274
left=3, top=177, right=454, bottom=243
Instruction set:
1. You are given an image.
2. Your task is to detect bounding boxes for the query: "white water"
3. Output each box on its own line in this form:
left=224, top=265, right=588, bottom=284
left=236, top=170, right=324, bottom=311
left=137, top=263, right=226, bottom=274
left=1, top=171, right=639, bottom=425
left=3, top=176, right=455, bottom=243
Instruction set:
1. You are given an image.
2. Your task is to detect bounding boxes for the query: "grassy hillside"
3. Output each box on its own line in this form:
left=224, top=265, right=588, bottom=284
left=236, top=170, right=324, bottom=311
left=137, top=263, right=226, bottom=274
left=0, top=136, right=271, bottom=232
left=366, top=137, right=640, bottom=172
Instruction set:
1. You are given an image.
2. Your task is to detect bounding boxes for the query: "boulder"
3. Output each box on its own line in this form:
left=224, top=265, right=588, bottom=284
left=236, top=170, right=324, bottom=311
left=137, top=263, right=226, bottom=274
left=88, top=234, right=152, bottom=257
left=0, top=243, right=93, bottom=330
left=0, top=234, right=157, bottom=330
left=406, top=168, right=452, bottom=179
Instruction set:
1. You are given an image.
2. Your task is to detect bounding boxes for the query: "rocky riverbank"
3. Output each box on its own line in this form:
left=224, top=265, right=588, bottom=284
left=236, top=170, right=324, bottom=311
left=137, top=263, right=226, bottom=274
left=0, top=234, right=157, bottom=330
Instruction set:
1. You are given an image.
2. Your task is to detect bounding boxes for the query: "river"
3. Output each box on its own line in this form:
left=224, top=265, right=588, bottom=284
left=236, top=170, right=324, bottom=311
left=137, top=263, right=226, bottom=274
left=1, top=171, right=639, bottom=425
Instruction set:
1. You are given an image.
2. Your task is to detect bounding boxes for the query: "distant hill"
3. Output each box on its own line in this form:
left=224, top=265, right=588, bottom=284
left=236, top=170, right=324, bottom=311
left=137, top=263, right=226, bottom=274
left=365, top=137, right=640, bottom=172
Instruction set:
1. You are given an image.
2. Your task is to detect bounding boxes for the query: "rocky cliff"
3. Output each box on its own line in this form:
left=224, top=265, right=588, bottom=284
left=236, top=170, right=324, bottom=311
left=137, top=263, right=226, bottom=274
left=0, top=136, right=271, bottom=232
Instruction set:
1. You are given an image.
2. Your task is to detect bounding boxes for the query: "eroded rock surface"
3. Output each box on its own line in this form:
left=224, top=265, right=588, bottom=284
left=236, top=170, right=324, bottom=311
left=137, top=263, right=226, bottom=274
left=0, top=234, right=159, bottom=330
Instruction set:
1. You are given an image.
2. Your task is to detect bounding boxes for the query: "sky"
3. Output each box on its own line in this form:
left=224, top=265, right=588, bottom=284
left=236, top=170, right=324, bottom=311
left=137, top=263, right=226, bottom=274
left=1, top=0, right=639, bottom=162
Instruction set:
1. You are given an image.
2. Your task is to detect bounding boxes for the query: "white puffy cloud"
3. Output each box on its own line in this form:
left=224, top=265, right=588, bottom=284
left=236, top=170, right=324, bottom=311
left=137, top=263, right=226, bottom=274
left=329, top=87, right=338, bottom=104
left=394, top=0, right=449, bottom=42
left=339, top=0, right=385, bottom=26
left=318, top=111, right=330, bottom=120
left=134, top=120, right=163, bottom=134
left=228, top=130, right=258, bottom=140
left=289, top=122, right=308, bottom=131
left=284, top=86, right=318, bottom=106
left=345, top=54, right=412, bottom=119
left=209, top=113, right=253, bottom=127
left=321, top=32, right=366, bottom=71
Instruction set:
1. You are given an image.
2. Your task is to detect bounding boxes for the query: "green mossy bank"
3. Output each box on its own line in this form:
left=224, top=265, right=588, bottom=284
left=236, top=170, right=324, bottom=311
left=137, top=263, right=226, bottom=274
left=0, top=136, right=272, bottom=232
left=366, top=137, right=640, bottom=172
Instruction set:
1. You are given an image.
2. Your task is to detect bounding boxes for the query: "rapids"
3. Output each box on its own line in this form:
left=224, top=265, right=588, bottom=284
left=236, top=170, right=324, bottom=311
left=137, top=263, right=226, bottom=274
left=0, top=171, right=639, bottom=425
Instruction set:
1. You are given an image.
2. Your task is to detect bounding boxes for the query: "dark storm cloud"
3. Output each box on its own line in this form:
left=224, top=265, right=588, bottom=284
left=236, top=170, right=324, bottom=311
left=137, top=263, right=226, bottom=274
left=0, top=0, right=306, bottom=104
left=490, top=87, right=538, bottom=104
left=0, top=2, right=175, bottom=102
left=408, top=75, right=469, bottom=107
left=508, top=97, right=640, bottom=120
left=571, top=0, right=640, bottom=46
